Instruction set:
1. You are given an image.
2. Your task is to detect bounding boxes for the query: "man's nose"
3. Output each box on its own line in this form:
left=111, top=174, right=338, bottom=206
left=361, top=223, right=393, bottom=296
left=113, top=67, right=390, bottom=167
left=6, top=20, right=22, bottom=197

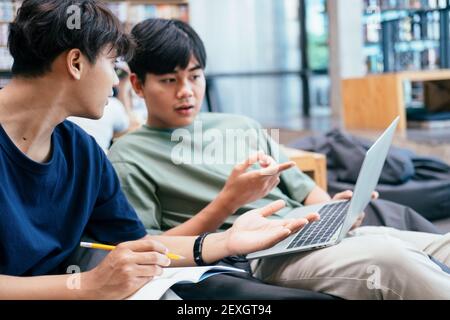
left=176, top=81, right=194, bottom=99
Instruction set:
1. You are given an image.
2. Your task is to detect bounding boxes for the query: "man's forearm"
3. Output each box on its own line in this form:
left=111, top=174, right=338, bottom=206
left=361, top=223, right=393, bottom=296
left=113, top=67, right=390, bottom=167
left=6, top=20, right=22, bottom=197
left=148, top=232, right=231, bottom=268
left=0, top=273, right=94, bottom=300
left=303, top=186, right=332, bottom=206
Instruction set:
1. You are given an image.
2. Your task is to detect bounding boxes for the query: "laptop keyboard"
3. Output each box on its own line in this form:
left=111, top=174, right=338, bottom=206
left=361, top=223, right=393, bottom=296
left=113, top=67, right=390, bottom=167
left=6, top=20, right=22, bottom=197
left=287, top=201, right=350, bottom=249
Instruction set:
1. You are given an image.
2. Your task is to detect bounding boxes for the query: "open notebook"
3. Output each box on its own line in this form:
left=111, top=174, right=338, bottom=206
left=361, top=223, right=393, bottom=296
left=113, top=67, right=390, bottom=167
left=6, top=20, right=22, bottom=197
left=127, top=266, right=246, bottom=300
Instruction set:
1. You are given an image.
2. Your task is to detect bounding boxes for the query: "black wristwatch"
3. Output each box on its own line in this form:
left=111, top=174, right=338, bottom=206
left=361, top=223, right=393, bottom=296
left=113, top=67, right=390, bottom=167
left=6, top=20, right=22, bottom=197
left=193, top=232, right=211, bottom=266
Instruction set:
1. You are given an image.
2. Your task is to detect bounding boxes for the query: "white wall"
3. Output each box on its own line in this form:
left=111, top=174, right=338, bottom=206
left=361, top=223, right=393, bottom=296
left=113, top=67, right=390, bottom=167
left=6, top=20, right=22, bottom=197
left=328, top=0, right=365, bottom=123
left=188, top=0, right=304, bottom=126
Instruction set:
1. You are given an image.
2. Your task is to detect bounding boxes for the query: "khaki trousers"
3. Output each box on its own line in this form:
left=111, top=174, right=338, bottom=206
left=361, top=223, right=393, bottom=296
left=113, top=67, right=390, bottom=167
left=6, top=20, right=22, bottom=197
left=253, top=227, right=450, bottom=300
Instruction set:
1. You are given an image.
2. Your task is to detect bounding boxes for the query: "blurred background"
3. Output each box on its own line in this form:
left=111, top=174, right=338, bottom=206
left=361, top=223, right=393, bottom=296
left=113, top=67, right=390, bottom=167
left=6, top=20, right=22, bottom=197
left=0, top=0, right=449, bottom=230
left=1, top=0, right=450, bottom=146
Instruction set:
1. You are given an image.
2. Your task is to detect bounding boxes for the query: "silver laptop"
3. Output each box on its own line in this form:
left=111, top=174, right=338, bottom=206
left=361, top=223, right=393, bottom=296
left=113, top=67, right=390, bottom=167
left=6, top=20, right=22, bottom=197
left=247, top=117, right=400, bottom=260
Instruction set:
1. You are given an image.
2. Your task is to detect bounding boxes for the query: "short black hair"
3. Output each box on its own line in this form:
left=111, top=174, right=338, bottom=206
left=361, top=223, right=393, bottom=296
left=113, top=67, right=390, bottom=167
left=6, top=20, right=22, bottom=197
left=128, top=19, right=207, bottom=82
left=8, top=0, right=133, bottom=78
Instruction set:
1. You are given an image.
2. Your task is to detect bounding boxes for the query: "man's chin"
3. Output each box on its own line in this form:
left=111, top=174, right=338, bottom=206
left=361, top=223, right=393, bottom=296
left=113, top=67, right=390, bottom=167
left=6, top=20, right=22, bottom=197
left=92, top=104, right=107, bottom=119
left=76, top=111, right=104, bottom=120
left=174, top=112, right=199, bottom=127
left=178, top=116, right=197, bottom=127
left=87, top=110, right=104, bottom=120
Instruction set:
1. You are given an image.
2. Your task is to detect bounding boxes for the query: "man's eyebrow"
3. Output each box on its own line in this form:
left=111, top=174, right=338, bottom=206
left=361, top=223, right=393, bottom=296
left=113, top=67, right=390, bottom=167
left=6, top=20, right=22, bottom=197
left=188, top=65, right=203, bottom=72
left=168, top=65, right=202, bottom=74
left=107, top=53, right=118, bottom=59
left=155, top=70, right=177, bottom=75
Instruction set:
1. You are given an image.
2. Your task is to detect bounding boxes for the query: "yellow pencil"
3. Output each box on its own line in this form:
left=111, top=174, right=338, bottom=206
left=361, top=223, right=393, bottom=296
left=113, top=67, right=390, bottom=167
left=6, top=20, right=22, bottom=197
left=80, top=242, right=185, bottom=260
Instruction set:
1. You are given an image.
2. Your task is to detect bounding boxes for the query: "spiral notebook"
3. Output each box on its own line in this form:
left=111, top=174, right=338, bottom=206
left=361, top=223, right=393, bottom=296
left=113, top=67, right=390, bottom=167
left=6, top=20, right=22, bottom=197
left=127, top=266, right=246, bottom=300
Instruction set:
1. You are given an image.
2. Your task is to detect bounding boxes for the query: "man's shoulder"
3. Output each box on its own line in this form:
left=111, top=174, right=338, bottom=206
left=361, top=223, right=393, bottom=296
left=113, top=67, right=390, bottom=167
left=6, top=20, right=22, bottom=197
left=108, top=126, right=155, bottom=161
left=199, top=112, right=262, bottom=130
left=59, top=120, right=106, bottom=156
left=58, top=120, right=100, bottom=149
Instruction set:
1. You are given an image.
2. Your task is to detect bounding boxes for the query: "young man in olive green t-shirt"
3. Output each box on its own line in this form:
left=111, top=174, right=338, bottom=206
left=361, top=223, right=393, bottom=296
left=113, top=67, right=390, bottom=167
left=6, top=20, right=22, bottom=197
left=109, top=19, right=450, bottom=299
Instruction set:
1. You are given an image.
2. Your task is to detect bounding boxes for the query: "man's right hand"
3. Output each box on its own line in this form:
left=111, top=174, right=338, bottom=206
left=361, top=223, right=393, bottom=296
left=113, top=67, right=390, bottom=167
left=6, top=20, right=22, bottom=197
left=82, top=239, right=171, bottom=300
left=219, top=151, right=296, bottom=214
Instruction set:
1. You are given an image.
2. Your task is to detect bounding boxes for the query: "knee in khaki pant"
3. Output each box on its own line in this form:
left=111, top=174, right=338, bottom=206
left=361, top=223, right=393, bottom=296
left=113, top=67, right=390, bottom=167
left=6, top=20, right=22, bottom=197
left=254, top=230, right=450, bottom=300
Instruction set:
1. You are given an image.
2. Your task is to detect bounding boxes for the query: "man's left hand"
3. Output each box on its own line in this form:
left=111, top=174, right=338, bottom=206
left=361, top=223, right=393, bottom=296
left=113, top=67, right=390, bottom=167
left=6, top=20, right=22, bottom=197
left=332, top=190, right=379, bottom=231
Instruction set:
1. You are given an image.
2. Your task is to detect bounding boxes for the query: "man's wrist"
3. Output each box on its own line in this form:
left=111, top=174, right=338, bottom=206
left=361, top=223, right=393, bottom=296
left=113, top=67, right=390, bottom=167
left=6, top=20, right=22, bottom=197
left=215, top=190, right=239, bottom=216
left=75, top=270, right=100, bottom=300
left=201, top=232, right=232, bottom=263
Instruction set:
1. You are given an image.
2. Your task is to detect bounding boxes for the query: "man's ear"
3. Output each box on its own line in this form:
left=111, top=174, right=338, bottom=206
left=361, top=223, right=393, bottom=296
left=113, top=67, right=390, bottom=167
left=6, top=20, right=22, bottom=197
left=66, top=49, right=84, bottom=80
left=130, top=73, right=145, bottom=98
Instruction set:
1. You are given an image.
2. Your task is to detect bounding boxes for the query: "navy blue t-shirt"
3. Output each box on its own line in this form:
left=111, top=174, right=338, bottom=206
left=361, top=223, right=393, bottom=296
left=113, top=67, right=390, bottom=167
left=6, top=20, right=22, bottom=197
left=0, top=121, right=147, bottom=276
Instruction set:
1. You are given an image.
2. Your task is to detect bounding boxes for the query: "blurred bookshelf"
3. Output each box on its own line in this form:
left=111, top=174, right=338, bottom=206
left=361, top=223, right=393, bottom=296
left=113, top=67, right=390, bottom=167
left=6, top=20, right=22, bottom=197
left=0, top=0, right=22, bottom=88
left=361, top=1, right=450, bottom=132
left=363, top=0, right=449, bottom=74
left=0, top=1, right=189, bottom=88
left=106, top=0, right=189, bottom=31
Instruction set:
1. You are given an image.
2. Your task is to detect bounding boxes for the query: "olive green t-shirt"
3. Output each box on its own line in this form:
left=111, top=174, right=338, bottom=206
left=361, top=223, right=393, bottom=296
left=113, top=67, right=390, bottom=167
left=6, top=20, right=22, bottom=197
left=108, top=113, right=316, bottom=234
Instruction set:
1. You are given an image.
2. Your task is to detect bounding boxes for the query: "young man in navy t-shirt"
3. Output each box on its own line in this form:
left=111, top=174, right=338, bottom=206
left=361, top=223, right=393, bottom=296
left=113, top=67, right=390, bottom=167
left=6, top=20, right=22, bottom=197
left=0, top=0, right=316, bottom=299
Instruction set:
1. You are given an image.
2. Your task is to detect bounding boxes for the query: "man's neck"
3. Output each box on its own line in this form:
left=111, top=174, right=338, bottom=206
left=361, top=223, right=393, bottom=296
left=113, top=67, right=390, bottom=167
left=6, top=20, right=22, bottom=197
left=0, top=77, right=69, bottom=163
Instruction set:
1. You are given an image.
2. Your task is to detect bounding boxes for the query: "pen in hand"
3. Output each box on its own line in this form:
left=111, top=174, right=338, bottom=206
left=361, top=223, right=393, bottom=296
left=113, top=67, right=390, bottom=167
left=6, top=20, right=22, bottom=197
left=80, top=242, right=185, bottom=261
